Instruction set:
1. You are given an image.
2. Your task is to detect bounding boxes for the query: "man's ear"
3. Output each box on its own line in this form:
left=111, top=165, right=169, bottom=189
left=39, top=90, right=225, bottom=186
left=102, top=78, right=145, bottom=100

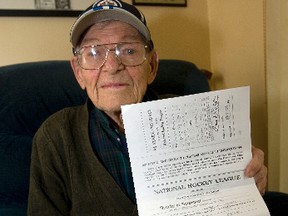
left=70, top=57, right=86, bottom=90
left=147, top=51, right=159, bottom=85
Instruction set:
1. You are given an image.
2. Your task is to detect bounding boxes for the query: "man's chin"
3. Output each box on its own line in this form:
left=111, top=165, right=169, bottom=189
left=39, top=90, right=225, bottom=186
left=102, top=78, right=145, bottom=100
left=92, top=93, right=141, bottom=111
left=97, top=100, right=136, bottom=113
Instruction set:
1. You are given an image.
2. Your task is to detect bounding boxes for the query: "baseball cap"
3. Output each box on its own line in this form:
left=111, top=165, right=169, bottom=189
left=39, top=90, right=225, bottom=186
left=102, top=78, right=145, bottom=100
left=70, top=0, right=152, bottom=48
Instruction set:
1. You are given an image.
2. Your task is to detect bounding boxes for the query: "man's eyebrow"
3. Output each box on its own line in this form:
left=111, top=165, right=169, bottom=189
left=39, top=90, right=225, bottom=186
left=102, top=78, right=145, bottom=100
left=80, top=34, right=144, bottom=46
left=80, top=38, right=100, bottom=45
left=121, top=34, right=145, bottom=41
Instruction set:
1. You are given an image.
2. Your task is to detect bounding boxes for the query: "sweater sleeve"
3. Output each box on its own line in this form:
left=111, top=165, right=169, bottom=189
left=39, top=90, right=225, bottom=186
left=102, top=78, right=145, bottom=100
left=27, top=118, right=71, bottom=216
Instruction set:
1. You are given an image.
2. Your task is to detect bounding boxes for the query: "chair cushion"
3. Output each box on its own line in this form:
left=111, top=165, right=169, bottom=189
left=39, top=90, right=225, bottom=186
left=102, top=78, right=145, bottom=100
left=0, top=61, right=87, bottom=210
left=263, top=191, right=288, bottom=215
left=0, top=195, right=27, bottom=215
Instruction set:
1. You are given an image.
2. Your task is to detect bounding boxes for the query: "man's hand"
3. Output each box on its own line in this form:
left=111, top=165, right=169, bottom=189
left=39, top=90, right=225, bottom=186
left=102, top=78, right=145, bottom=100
left=244, top=145, right=267, bottom=195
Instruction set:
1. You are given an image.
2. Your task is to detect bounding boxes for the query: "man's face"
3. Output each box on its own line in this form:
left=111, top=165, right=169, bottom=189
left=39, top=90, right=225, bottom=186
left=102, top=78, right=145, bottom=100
left=71, top=21, right=158, bottom=114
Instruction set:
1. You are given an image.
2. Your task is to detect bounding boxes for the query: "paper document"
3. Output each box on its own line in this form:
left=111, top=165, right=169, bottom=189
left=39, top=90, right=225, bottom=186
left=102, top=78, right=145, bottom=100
left=122, top=86, right=270, bottom=216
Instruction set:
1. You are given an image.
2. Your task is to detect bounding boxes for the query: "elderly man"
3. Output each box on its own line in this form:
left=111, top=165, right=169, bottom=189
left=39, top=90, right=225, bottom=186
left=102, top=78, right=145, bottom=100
left=28, top=1, right=267, bottom=215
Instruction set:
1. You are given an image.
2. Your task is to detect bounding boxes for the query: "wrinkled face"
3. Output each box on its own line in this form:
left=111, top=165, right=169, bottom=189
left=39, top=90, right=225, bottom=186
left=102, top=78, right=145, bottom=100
left=71, top=21, right=158, bottom=114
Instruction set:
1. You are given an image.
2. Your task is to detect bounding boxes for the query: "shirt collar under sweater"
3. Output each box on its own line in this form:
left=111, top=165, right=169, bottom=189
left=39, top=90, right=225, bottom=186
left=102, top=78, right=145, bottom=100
left=88, top=88, right=158, bottom=203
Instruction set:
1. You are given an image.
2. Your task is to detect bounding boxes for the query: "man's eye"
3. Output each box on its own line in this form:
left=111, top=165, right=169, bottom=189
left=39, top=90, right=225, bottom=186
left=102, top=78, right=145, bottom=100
left=88, top=49, right=98, bottom=57
left=85, top=48, right=105, bottom=58
left=123, top=48, right=136, bottom=55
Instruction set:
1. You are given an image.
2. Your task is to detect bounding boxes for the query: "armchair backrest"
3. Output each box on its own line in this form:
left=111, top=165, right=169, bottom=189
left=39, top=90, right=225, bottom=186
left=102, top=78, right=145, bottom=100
left=150, top=59, right=210, bottom=96
left=0, top=59, right=209, bottom=213
left=0, top=61, right=87, bottom=213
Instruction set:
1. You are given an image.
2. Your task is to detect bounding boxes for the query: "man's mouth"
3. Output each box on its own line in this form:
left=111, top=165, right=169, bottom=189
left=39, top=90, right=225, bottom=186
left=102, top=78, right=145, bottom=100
left=101, top=83, right=129, bottom=89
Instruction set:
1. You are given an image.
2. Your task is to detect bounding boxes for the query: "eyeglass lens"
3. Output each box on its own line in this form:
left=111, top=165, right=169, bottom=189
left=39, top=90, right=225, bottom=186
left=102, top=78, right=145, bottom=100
left=77, top=43, right=147, bottom=70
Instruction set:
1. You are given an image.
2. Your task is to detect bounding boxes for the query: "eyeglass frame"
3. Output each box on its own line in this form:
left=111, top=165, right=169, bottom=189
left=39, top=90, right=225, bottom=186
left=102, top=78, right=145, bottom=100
left=73, top=41, right=153, bottom=70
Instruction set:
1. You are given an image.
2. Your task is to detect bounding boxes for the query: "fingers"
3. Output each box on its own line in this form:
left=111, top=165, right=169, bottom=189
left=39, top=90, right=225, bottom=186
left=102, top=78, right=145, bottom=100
left=245, top=146, right=267, bottom=195
left=255, top=165, right=268, bottom=195
left=244, top=146, right=264, bottom=177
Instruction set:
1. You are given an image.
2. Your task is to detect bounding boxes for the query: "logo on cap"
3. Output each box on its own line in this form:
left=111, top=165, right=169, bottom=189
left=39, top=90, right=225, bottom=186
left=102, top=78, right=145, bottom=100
left=93, top=0, right=122, bottom=7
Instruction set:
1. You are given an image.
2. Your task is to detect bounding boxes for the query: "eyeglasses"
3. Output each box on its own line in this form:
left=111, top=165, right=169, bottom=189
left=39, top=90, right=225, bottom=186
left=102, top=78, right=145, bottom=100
left=74, top=42, right=149, bottom=70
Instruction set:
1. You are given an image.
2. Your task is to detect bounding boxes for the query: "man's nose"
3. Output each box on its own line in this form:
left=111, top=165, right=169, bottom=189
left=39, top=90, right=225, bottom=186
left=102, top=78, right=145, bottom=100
left=101, top=49, right=122, bottom=72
